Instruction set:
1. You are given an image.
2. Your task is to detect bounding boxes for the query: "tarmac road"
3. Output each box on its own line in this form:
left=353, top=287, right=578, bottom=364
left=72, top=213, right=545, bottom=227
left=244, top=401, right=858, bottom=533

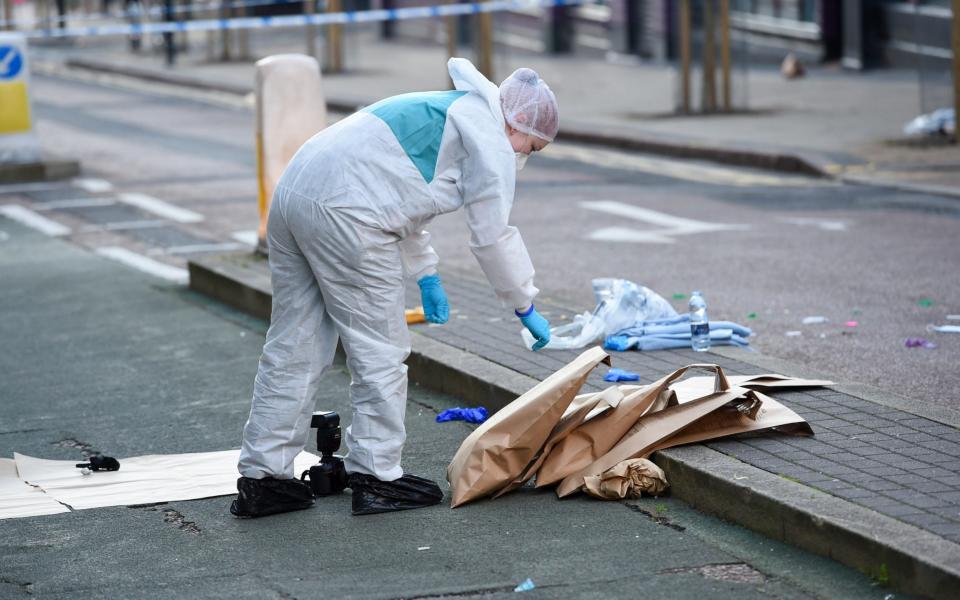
left=0, top=219, right=900, bottom=599
left=8, top=68, right=959, bottom=411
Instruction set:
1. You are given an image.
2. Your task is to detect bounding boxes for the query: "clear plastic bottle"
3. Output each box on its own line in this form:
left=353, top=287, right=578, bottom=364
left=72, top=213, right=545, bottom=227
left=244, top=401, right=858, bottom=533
left=689, top=291, right=710, bottom=352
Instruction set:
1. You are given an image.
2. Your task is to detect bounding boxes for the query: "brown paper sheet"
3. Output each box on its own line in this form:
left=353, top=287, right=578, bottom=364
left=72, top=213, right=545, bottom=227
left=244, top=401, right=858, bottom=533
left=536, top=364, right=730, bottom=488
left=446, top=347, right=611, bottom=508
left=555, top=386, right=756, bottom=497
left=651, top=390, right=813, bottom=452
left=670, top=374, right=834, bottom=404
left=492, top=386, right=625, bottom=499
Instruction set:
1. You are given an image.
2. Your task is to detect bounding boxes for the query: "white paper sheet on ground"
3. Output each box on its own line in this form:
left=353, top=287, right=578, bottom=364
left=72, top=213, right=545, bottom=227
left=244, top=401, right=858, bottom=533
left=0, top=458, right=71, bottom=520
left=14, top=450, right=319, bottom=510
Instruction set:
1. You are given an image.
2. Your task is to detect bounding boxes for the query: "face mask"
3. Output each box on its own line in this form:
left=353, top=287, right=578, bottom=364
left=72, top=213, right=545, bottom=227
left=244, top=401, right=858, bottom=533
left=515, top=152, right=529, bottom=171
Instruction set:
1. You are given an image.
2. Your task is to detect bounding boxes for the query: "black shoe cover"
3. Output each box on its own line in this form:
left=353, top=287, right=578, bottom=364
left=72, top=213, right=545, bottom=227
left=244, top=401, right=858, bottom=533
left=348, top=473, right=444, bottom=516
left=230, top=476, right=315, bottom=518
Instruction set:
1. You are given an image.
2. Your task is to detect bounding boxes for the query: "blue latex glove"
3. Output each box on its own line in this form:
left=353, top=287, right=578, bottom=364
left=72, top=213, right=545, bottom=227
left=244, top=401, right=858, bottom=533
left=435, top=407, right=489, bottom=424
left=603, top=368, right=640, bottom=382
left=516, top=304, right=551, bottom=351
left=417, top=274, right=449, bottom=324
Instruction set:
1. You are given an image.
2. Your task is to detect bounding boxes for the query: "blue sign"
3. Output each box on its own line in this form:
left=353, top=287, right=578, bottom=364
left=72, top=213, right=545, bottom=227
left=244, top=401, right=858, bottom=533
left=0, top=46, right=24, bottom=80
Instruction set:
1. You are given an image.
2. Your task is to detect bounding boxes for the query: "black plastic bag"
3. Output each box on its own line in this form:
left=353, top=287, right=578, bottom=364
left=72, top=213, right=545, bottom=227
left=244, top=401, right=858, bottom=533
left=349, top=473, right=443, bottom=516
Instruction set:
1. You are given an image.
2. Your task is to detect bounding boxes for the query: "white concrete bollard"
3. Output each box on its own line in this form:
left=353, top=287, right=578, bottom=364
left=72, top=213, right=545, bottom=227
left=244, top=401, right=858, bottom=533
left=255, top=54, right=327, bottom=251
left=0, top=32, right=42, bottom=165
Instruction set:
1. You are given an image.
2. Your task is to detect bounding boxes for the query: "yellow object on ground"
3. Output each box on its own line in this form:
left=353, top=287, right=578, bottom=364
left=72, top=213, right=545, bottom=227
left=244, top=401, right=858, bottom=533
left=405, top=307, right=426, bottom=324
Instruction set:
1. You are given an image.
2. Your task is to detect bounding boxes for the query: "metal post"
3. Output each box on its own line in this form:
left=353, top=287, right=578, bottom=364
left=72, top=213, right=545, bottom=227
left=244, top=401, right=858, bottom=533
left=545, top=3, right=573, bottom=54
left=55, top=0, right=66, bottom=29
left=236, top=0, right=249, bottom=59
left=2, top=0, right=13, bottom=31
left=446, top=0, right=457, bottom=59
left=326, top=0, right=343, bottom=73
left=220, top=0, right=232, bottom=61
left=720, top=0, right=731, bottom=111
left=305, top=0, right=316, bottom=60
left=381, top=0, right=395, bottom=38
left=952, top=0, right=960, bottom=143
left=445, top=0, right=458, bottom=89
left=163, top=0, right=175, bottom=66
left=40, top=0, right=50, bottom=32
left=476, top=1, right=493, bottom=80
left=701, top=0, right=717, bottom=112
left=679, top=0, right=691, bottom=113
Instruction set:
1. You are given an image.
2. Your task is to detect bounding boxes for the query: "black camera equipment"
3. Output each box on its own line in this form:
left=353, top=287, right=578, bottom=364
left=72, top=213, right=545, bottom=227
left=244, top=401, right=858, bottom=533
left=300, top=411, right=348, bottom=496
left=75, top=455, right=121, bottom=472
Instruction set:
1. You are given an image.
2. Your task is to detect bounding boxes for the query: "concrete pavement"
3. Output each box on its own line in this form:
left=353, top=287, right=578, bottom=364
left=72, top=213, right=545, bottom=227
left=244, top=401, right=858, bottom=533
left=0, top=217, right=897, bottom=599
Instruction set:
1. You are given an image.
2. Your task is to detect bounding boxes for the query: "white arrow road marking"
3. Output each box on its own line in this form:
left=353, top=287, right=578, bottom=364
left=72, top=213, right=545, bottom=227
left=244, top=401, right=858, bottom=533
left=34, top=198, right=116, bottom=210
left=149, top=242, right=246, bottom=255
left=0, top=48, right=17, bottom=76
left=231, top=230, right=258, bottom=246
left=781, top=217, right=849, bottom=232
left=95, top=246, right=188, bottom=284
left=72, top=178, right=114, bottom=194
left=0, top=205, right=71, bottom=236
left=116, top=192, right=204, bottom=223
left=543, top=144, right=831, bottom=188
left=79, top=220, right=167, bottom=232
left=581, top=200, right=749, bottom=244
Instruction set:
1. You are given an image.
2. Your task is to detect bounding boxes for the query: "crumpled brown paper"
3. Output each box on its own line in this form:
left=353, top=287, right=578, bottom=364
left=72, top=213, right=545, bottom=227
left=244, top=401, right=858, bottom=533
left=538, top=364, right=729, bottom=489
left=583, top=458, right=668, bottom=500
left=446, top=347, right=611, bottom=508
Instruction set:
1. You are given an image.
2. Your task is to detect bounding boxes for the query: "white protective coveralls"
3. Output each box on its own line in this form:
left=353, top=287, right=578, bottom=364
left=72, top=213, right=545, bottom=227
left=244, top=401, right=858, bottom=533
left=238, top=58, right=540, bottom=482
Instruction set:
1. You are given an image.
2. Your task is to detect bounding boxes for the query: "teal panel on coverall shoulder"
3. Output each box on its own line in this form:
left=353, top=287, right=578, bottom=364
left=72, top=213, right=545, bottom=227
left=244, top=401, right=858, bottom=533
left=363, top=90, right=468, bottom=184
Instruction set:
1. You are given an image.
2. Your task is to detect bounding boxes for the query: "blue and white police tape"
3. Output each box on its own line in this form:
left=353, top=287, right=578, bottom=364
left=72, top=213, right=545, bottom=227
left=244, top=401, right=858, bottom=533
left=0, top=0, right=307, bottom=29
left=21, top=0, right=587, bottom=39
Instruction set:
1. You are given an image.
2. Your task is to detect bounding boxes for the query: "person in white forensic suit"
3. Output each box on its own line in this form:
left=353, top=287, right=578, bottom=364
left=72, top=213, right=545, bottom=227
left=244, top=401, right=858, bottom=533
left=231, top=58, right=559, bottom=518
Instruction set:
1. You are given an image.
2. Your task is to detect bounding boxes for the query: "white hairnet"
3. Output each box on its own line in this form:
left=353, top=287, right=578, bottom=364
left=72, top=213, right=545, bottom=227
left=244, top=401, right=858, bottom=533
left=499, top=68, right=559, bottom=142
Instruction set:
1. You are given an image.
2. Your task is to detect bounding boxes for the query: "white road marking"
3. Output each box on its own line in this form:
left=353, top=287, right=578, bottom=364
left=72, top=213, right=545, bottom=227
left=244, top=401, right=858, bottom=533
left=581, top=200, right=748, bottom=244
left=116, top=192, right=204, bottom=223
left=79, top=220, right=167, bottom=232
left=33, top=198, right=116, bottom=210
left=586, top=227, right=677, bottom=244
left=72, top=178, right=114, bottom=194
left=0, top=181, right=69, bottom=194
left=231, top=230, right=258, bottom=246
left=543, top=144, right=830, bottom=187
left=0, top=205, right=71, bottom=236
left=151, top=242, right=246, bottom=255
left=781, top=217, right=849, bottom=232
left=95, top=246, right=188, bottom=284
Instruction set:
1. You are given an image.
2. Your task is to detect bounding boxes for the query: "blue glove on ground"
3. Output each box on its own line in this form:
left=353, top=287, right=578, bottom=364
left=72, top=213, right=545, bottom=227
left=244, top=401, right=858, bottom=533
left=516, top=304, right=551, bottom=351
left=603, top=368, right=640, bottom=382
left=417, top=274, right=449, bottom=324
left=435, top=407, right=489, bottom=424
